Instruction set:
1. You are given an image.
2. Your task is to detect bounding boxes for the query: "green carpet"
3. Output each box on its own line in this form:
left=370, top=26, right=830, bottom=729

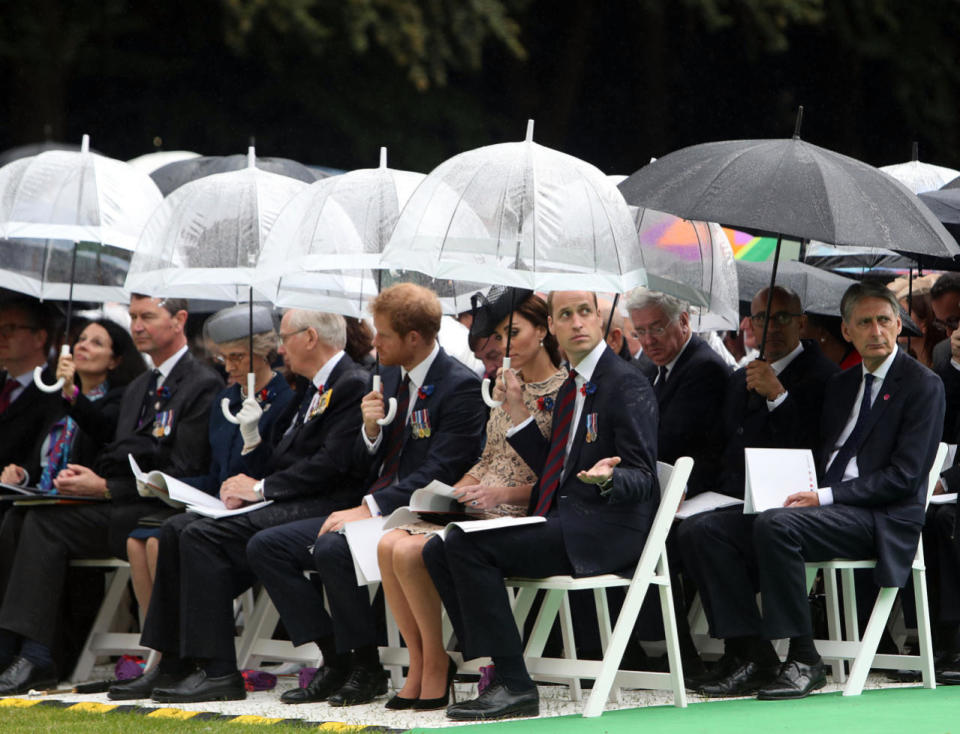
left=411, top=686, right=960, bottom=734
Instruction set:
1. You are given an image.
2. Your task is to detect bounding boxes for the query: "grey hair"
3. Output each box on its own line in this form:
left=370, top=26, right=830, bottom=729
left=840, top=281, right=900, bottom=323
left=214, top=331, right=279, bottom=359
left=285, top=309, right=347, bottom=351
left=624, top=287, right=688, bottom=322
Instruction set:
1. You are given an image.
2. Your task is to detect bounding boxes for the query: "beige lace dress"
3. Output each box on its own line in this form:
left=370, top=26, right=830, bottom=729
left=396, top=368, right=567, bottom=533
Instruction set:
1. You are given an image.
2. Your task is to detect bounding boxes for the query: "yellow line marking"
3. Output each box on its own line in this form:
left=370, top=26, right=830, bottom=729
left=229, top=714, right=287, bottom=724
left=0, top=698, right=42, bottom=708
left=146, top=707, right=201, bottom=719
left=68, top=702, right=119, bottom=713
left=316, top=724, right=371, bottom=733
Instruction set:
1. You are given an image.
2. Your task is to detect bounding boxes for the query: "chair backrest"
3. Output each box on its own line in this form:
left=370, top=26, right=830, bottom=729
left=627, top=457, right=694, bottom=580
left=924, top=442, right=948, bottom=511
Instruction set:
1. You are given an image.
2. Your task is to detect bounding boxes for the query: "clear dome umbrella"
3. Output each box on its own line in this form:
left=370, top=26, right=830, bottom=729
left=126, top=146, right=307, bottom=420
left=0, top=134, right=163, bottom=392
left=880, top=143, right=960, bottom=195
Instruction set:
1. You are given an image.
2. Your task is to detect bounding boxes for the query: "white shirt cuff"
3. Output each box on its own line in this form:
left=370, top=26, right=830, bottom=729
left=254, top=479, right=265, bottom=500
left=766, top=390, right=789, bottom=411
left=363, top=494, right=382, bottom=517
left=816, top=487, right=834, bottom=506
left=951, top=358, right=960, bottom=372
left=506, top=415, right=535, bottom=438
left=363, top=428, right=383, bottom=453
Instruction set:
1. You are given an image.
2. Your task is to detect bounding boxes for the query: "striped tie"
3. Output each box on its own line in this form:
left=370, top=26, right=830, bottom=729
left=532, top=369, right=578, bottom=516
left=368, top=375, right=411, bottom=493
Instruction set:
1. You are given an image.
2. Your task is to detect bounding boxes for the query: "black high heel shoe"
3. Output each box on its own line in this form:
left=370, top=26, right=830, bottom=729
left=384, top=693, right=418, bottom=710
left=412, top=656, right=458, bottom=711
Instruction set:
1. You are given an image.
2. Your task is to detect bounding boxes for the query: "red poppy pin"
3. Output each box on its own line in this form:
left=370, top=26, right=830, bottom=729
left=417, top=384, right=435, bottom=400
left=883, top=394, right=890, bottom=401
left=580, top=381, right=597, bottom=396
left=537, top=396, right=554, bottom=412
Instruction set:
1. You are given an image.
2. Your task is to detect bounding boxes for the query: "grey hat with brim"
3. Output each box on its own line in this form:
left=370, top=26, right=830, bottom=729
left=203, top=304, right=276, bottom=344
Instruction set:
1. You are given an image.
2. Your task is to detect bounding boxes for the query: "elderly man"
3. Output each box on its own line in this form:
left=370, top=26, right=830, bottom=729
left=247, top=283, right=486, bottom=707
left=626, top=289, right=730, bottom=496
left=0, top=295, right=222, bottom=694
left=682, top=281, right=944, bottom=701
left=0, top=299, right=62, bottom=470
left=424, top=290, right=660, bottom=721
left=109, top=309, right=370, bottom=703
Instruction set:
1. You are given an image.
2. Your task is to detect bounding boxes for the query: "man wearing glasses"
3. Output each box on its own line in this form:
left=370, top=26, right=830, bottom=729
left=626, top=289, right=730, bottom=497
left=0, top=299, right=62, bottom=472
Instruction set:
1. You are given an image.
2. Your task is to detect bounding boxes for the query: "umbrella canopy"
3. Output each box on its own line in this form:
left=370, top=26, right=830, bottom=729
left=127, top=150, right=201, bottom=175
left=150, top=152, right=321, bottom=196
left=381, top=120, right=663, bottom=297
left=0, top=140, right=102, bottom=168
left=619, top=131, right=958, bottom=259
left=0, top=135, right=163, bottom=252
left=126, top=147, right=307, bottom=301
left=880, top=143, right=960, bottom=195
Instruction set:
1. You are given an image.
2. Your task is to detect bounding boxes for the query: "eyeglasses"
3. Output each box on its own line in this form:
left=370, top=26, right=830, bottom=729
left=934, top=317, right=960, bottom=331
left=750, top=311, right=802, bottom=327
left=214, top=352, right=250, bottom=366
left=634, top=325, right=668, bottom=338
left=278, top=327, right=308, bottom=344
left=0, top=324, right=37, bottom=337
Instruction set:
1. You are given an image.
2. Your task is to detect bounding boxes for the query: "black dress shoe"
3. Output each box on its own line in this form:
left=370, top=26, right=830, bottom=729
left=698, top=659, right=779, bottom=697
left=446, top=681, right=538, bottom=721
left=756, top=659, right=827, bottom=700
left=685, top=653, right=741, bottom=690
left=151, top=669, right=246, bottom=703
left=0, top=656, right=57, bottom=695
left=281, top=665, right=349, bottom=704
left=108, top=667, right=185, bottom=701
left=326, top=665, right=388, bottom=706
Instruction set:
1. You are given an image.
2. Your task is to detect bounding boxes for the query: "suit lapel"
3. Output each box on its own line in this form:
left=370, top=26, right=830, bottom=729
left=561, top=348, right=610, bottom=484
left=855, top=352, right=905, bottom=445
left=401, top=350, right=447, bottom=452
left=658, top=336, right=699, bottom=406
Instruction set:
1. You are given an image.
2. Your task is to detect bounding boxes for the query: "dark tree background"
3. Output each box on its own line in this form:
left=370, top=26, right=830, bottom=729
left=1, top=0, right=958, bottom=174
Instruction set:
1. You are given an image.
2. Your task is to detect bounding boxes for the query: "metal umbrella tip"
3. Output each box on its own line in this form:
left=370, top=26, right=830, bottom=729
left=81, top=134, right=90, bottom=154
left=525, top=119, right=535, bottom=143
left=247, top=146, right=256, bottom=168
left=380, top=147, right=387, bottom=168
left=793, top=106, right=804, bottom=140
left=912, top=141, right=919, bottom=162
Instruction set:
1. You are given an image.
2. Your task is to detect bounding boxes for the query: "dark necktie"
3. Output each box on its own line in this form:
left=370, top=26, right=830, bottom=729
left=823, top=373, right=876, bottom=485
left=532, top=369, right=578, bottom=516
left=0, top=379, right=18, bottom=414
left=654, top=365, right=668, bottom=400
left=287, top=383, right=319, bottom=434
left=368, top=375, right=411, bottom=493
left=137, top=369, right=161, bottom=428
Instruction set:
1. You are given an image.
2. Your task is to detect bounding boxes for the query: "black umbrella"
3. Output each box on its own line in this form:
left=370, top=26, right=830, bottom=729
left=150, top=153, right=323, bottom=196
left=918, top=188, right=960, bottom=243
left=736, top=260, right=921, bottom=337
left=619, top=108, right=959, bottom=358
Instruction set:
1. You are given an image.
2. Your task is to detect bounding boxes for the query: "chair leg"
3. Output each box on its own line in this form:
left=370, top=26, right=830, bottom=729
left=844, top=587, right=897, bottom=696
left=557, top=594, right=582, bottom=702
left=822, top=567, right=846, bottom=683
left=71, top=567, right=132, bottom=683
left=912, top=567, right=936, bottom=689
left=657, top=557, right=687, bottom=710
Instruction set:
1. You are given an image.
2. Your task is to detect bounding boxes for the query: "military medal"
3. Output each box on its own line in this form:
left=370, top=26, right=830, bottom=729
left=585, top=412, right=598, bottom=443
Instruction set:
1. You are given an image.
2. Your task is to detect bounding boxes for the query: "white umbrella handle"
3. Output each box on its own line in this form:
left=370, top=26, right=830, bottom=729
left=33, top=344, right=69, bottom=393
left=373, top=374, right=398, bottom=426
left=481, top=357, right=511, bottom=409
left=221, top=373, right=255, bottom=424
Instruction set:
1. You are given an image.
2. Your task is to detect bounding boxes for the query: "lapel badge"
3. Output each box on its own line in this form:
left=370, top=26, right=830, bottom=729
left=585, top=412, right=598, bottom=443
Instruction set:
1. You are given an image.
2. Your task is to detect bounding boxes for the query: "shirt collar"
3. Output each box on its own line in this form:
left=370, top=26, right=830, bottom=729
left=663, top=332, right=693, bottom=374
left=862, top=344, right=898, bottom=382
left=401, top=341, right=440, bottom=390
left=570, top=339, right=607, bottom=382
left=769, top=341, right=804, bottom=375
left=10, top=370, right=34, bottom=388
left=154, top=344, right=189, bottom=381
left=313, top=350, right=345, bottom=389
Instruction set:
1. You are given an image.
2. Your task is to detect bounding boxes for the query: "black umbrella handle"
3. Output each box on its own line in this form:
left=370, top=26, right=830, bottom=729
left=756, top=234, right=784, bottom=361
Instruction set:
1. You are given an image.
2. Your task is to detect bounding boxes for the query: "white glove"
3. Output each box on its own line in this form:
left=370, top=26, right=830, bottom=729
left=237, top=397, right=264, bottom=451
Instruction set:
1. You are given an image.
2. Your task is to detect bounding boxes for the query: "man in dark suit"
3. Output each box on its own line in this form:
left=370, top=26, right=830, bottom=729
left=930, top=273, right=960, bottom=375
left=108, top=309, right=370, bottom=703
left=625, top=289, right=730, bottom=497
left=682, top=281, right=944, bottom=701
left=0, top=295, right=222, bottom=694
left=423, top=290, right=660, bottom=721
left=0, top=299, right=62, bottom=473
left=247, top=283, right=486, bottom=706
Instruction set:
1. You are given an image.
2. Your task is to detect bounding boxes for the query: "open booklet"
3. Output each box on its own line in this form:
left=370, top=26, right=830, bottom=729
left=343, top=480, right=545, bottom=585
left=743, top=448, right=818, bottom=513
left=0, top=480, right=107, bottom=503
left=675, top=491, right=743, bottom=519
left=127, top=455, right=272, bottom=519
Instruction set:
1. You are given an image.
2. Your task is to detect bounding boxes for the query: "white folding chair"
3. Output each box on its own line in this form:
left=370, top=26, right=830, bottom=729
left=503, top=457, right=693, bottom=717
left=806, top=441, right=946, bottom=696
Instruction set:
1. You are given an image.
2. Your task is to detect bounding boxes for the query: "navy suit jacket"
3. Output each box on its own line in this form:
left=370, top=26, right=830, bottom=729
left=716, top=340, right=839, bottom=498
left=361, top=348, right=486, bottom=515
left=507, top=345, right=660, bottom=576
left=819, top=349, right=944, bottom=587
left=0, top=368, right=63, bottom=471
left=650, top=335, right=731, bottom=497
left=241, top=355, right=370, bottom=517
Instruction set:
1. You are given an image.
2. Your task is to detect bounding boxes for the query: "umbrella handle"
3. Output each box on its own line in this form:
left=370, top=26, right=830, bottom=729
left=481, top=357, right=511, bottom=409
left=221, top=373, right=255, bottom=425
left=33, top=344, right=69, bottom=393
left=373, top=374, right=398, bottom=426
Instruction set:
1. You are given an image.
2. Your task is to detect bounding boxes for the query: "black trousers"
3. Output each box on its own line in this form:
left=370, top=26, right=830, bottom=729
left=678, top=504, right=876, bottom=641
left=423, top=520, right=574, bottom=661
left=247, top=517, right=378, bottom=654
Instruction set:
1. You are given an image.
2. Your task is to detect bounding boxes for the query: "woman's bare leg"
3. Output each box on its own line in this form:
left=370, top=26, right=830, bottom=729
left=378, top=529, right=423, bottom=699
left=126, top=537, right=153, bottom=618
